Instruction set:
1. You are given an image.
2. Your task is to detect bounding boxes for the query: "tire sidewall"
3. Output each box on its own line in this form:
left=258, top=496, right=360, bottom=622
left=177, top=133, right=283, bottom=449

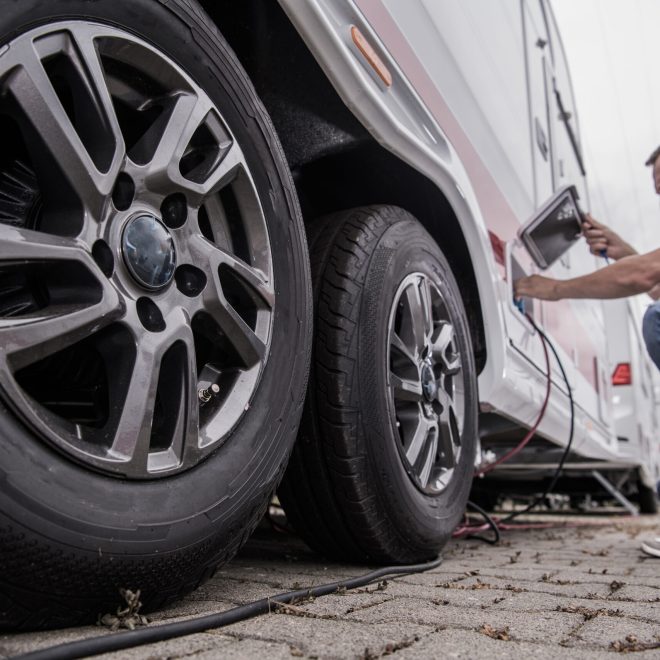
left=0, top=0, right=310, bottom=559
left=359, top=218, right=477, bottom=549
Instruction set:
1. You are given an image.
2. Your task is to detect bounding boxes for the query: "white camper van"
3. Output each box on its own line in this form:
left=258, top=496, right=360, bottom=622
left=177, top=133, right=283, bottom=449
left=0, top=0, right=657, bottom=628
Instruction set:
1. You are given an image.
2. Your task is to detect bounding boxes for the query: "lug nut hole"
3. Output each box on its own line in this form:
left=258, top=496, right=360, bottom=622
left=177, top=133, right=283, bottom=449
left=175, top=264, right=207, bottom=297
left=112, top=172, right=135, bottom=211
left=92, top=239, right=114, bottom=278
left=136, top=297, right=165, bottom=332
left=161, top=193, right=188, bottom=229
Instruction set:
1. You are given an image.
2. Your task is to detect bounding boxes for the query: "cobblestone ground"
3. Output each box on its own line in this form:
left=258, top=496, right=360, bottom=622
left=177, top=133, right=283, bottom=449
left=2, top=512, right=659, bottom=659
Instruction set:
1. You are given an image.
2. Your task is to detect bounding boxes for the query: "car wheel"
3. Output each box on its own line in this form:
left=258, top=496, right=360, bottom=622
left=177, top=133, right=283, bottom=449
left=0, top=0, right=311, bottom=630
left=279, top=206, right=477, bottom=563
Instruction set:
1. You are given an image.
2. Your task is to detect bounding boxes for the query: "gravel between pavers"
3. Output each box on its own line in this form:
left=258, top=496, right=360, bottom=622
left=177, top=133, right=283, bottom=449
left=1, top=512, right=659, bottom=659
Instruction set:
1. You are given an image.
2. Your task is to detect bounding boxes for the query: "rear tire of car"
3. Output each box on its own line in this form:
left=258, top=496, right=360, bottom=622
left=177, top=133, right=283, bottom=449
left=279, top=205, right=477, bottom=563
left=0, top=0, right=311, bottom=630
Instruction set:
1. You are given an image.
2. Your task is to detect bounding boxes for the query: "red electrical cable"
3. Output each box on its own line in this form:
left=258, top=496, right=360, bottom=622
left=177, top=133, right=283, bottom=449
left=454, top=318, right=553, bottom=540
left=453, top=315, right=634, bottom=542
left=453, top=515, right=631, bottom=539
left=474, top=317, right=552, bottom=477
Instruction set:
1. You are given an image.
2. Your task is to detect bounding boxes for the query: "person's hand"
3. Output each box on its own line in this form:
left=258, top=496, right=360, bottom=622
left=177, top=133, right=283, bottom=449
left=582, top=213, right=636, bottom=260
left=514, top=275, right=561, bottom=301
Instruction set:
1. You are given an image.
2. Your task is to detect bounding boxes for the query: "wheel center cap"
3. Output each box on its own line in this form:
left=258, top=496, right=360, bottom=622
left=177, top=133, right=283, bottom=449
left=122, top=213, right=176, bottom=290
left=421, top=363, right=437, bottom=403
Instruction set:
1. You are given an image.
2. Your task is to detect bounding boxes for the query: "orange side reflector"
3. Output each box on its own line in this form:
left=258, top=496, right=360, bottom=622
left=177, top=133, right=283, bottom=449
left=350, top=26, right=392, bottom=87
left=612, top=363, right=632, bottom=386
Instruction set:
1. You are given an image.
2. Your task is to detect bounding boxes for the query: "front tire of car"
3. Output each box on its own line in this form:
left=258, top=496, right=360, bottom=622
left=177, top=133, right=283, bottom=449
left=0, top=0, right=311, bottom=630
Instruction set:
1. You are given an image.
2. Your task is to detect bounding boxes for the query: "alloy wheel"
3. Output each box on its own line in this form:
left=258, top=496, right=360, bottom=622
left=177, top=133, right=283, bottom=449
left=387, top=272, right=465, bottom=494
left=0, top=23, right=274, bottom=478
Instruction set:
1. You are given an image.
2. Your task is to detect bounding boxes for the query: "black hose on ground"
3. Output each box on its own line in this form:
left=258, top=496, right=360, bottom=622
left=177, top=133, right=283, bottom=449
left=15, top=557, right=443, bottom=660
left=464, top=500, right=501, bottom=544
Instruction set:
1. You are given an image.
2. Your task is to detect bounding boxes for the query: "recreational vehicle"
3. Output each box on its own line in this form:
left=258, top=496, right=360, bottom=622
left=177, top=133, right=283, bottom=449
left=0, top=0, right=656, bottom=628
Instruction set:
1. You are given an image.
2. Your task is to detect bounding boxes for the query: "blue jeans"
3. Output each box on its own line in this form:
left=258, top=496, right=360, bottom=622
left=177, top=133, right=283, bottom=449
left=642, top=302, right=660, bottom=370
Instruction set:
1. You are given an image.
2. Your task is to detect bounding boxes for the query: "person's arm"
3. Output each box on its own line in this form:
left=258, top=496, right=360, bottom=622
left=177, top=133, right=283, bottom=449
left=582, top=213, right=637, bottom=260
left=514, top=249, right=660, bottom=301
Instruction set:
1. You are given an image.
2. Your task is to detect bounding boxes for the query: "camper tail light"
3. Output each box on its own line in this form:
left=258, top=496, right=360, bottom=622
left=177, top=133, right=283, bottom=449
left=612, top=363, right=632, bottom=386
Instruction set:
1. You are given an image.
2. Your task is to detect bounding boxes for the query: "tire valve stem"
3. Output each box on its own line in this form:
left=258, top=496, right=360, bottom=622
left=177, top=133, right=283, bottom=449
left=198, top=383, right=220, bottom=405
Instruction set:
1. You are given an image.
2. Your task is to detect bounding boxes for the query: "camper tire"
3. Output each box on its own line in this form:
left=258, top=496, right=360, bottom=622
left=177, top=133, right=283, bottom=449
left=279, top=205, right=477, bottom=563
left=0, top=0, right=312, bottom=630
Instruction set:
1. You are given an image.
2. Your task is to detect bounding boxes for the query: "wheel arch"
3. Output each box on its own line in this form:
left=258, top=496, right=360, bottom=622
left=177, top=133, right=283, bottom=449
left=198, top=0, right=509, bottom=382
left=295, top=143, right=488, bottom=374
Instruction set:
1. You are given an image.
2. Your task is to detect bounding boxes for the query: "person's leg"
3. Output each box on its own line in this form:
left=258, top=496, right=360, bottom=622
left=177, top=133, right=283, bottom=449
left=642, top=302, right=660, bottom=370
left=640, top=305, right=660, bottom=557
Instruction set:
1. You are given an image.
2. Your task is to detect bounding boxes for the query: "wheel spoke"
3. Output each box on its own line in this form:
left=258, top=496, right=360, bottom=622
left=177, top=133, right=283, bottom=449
left=391, top=330, right=417, bottom=367
left=436, top=387, right=459, bottom=469
left=0, top=225, right=85, bottom=261
left=0, top=297, right=123, bottom=370
left=190, top=234, right=270, bottom=369
left=109, top=333, right=162, bottom=468
left=205, top=294, right=266, bottom=369
left=417, top=426, right=438, bottom=489
left=0, top=227, right=123, bottom=369
left=148, top=316, right=200, bottom=473
left=223, top=251, right=274, bottom=308
left=405, top=414, right=433, bottom=467
left=70, top=26, right=125, bottom=173
left=419, top=275, right=434, bottom=339
left=109, top=313, right=198, bottom=472
left=391, top=373, right=423, bottom=403
left=5, top=39, right=116, bottom=211
left=437, top=413, right=458, bottom=470
left=432, top=322, right=461, bottom=374
left=188, top=140, right=244, bottom=201
left=402, top=279, right=429, bottom=356
left=436, top=385, right=453, bottom=412
left=190, top=234, right=274, bottom=309
left=145, top=92, right=220, bottom=196
left=179, top=323, right=201, bottom=460
left=432, top=322, right=453, bottom=358
left=445, top=354, right=461, bottom=375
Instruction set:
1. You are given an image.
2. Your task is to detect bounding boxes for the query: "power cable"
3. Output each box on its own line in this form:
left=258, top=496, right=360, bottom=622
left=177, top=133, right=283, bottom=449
left=14, top=558, right=443, bottom=660
left=460, top=500, right=500, bottom=545
left=460, top=312, right=575, bottom=539
left=500, top=314, right=575, bottom=523
left=475, top=313, right=552, bottom=476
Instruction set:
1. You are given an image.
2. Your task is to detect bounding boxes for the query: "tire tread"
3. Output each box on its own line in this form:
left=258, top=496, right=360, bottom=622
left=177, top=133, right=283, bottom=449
left=280, top=206, right=427, bottom=562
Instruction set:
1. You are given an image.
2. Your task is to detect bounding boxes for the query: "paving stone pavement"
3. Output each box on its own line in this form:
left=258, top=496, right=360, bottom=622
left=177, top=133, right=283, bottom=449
left=1, top=512, right=659, bottom=659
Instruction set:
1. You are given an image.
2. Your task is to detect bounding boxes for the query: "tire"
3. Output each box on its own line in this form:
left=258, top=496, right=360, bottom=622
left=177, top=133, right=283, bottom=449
left=0, top=0, right=311, bottom=630
left=279, top=206, right=478, bottom=563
